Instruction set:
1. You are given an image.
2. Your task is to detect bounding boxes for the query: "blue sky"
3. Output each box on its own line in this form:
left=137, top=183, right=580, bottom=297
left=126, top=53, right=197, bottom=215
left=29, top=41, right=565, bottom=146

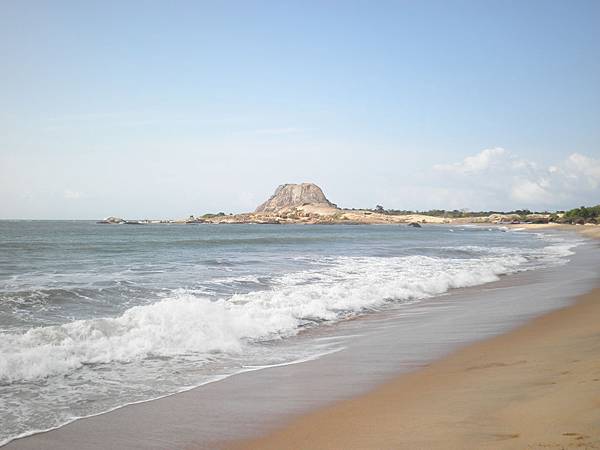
left=1, top=0, right=599, bottom=218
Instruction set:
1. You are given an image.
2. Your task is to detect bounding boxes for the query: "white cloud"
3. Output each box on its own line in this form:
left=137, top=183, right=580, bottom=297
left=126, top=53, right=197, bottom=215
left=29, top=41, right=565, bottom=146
left=433, top=147, right=507, bottom=173
left=433, top=149, right=600, bottom=209
left=561, top=153, right=600, bottom=189
left=64, top=189, right=83, bottom=200
left=510, top=179, right=553, bottom=204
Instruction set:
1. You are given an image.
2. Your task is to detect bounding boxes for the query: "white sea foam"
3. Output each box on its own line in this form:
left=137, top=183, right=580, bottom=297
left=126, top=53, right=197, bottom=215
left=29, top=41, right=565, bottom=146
left=0, top=226, right=587, bottom=447
left=0, top=248, right=567, bottom=384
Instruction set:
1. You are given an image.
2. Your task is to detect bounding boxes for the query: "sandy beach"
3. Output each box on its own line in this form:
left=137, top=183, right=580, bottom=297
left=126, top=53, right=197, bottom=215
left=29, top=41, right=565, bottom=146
left=234, top=292, right=600, bottom=449
left=3, top=225, right=599, bottom=450
left=513, top=223, right=600, bottom=240
left=4, top=1, right=600, bottom=448
left=233, top=230, right=600, bottom=450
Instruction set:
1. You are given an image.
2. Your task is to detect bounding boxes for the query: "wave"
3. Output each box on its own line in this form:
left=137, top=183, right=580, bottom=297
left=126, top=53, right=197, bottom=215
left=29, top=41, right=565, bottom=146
left=0, top=247, right=560, bottom=384
left=0, top=346, right=344, bottom=448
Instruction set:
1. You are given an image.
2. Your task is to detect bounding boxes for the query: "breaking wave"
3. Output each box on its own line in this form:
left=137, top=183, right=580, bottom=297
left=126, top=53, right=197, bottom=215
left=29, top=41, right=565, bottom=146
left=0, top=247, right=570, bottom=383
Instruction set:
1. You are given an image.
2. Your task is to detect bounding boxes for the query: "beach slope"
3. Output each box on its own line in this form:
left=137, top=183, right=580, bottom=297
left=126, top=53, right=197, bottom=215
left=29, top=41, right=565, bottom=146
left=232, top=287, right=600, bottom=450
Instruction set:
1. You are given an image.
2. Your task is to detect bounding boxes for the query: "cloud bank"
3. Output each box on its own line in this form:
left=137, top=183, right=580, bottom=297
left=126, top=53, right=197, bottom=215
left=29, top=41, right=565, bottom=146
left=433, top=148, right=600, bottom=210
left=63, top=189, right=83, bottom=200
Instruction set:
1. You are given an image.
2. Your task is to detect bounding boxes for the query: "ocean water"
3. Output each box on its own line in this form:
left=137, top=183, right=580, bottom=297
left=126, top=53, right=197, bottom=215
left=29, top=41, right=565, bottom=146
left=0, top=221, right=584, bottom=445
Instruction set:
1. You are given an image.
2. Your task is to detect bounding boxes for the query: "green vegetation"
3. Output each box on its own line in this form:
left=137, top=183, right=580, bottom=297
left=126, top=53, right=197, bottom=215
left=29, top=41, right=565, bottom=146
left=363, top=207, right=545, bottom=218
left=562, top=205, right=600, bottom=224
left=201, top=212, right=226, bottom=219
left=357, top=204, right=600, bottom=225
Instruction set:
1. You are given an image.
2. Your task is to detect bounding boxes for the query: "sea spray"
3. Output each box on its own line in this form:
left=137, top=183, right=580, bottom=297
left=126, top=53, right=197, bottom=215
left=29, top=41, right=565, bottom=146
left=1, top=251, right=563, bottom=383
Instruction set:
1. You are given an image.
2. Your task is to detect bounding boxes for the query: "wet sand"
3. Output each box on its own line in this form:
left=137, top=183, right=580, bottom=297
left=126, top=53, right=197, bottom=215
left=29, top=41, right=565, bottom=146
left=513, top=223, right=600, bottom=240
left=5, top=229, right=599, bottom=450
left=233, top=257, right=600, bottom=448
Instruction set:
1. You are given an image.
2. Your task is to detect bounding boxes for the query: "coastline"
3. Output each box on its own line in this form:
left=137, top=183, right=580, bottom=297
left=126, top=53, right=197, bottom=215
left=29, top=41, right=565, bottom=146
left=231, top=228, right=600, bottom=450
left=509, top=222, right=600, bottom=240
left=3, top=226, right=598, bottom=450
left=232, top=286, right=600, bottom=450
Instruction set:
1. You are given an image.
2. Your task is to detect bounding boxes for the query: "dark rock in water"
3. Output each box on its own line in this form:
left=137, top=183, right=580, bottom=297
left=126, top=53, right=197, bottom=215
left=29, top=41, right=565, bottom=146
left=408, top=222, right=422, bottom=228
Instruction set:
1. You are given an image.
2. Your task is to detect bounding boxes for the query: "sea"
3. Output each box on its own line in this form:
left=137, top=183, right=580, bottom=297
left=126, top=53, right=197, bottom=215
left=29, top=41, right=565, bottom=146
left=0, top=221, right=591, bottom=445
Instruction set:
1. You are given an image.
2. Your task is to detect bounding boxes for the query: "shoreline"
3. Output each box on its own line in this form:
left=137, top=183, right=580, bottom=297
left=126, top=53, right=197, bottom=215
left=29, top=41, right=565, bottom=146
left=230, top=229, right=600, bottom=450
left=507, top=222, right=600, bottom=240
left=232, top=286, right=600, bottom=450
left=3, top=227, right=598, bottom=450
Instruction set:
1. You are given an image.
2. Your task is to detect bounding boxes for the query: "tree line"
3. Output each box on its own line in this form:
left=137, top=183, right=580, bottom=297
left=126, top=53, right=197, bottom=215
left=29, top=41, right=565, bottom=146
left=363, top=204, right=600, bottom=224
left=560, top=205, right=600, bottom=224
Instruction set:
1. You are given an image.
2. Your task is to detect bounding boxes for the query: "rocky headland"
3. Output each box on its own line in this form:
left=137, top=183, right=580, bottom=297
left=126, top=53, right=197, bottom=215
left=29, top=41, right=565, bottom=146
left=255, top=183, right=337, bottom=213
left=198, top=183, right=552, bottom=225
left=100, top=182, right=564, bottom=225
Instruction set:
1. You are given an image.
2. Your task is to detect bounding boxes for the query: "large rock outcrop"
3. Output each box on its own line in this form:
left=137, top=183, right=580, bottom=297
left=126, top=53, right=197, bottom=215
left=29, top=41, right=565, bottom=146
left=97, top=216, right=125, bottom=224
left=255, top=183, right=336, bottom=213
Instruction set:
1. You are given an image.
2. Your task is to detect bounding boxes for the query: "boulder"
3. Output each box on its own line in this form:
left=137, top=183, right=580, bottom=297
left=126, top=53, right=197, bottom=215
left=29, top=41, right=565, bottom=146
left=255, top=183, right=337, bottom=213
left=97, top=216, right=125, bottom=224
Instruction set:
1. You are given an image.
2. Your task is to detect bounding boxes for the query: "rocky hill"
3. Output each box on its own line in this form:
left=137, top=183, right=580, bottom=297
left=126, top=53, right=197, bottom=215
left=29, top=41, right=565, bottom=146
left=101, top=182, right=557, bottom=225
left=255, top=183, right=337, bottom=213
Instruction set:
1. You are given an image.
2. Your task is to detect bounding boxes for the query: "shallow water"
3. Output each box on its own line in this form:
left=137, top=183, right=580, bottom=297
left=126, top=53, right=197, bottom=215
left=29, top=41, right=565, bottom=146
left=0, top=221, right=587, bottom=445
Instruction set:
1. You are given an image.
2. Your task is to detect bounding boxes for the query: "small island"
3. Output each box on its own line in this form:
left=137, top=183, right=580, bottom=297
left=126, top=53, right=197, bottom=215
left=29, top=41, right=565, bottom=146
left=99, top=182, right=599, bottom=226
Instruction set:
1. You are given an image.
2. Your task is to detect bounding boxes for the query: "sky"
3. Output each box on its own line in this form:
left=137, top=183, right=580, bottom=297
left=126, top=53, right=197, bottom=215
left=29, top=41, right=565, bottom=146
left=1, top=0, right=599, bottom=219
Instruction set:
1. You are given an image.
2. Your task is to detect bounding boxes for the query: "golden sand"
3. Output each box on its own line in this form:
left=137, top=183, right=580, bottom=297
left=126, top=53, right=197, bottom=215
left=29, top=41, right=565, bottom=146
left=232, top=287, right=600, bottom=450
left=232, top=230, right=600, bottom=450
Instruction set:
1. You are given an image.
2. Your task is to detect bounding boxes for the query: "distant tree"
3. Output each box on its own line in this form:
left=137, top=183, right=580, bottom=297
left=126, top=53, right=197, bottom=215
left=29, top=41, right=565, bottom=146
left=563, top=204, right=600, bottom=223
left=375, top=205, right=385, bottom=213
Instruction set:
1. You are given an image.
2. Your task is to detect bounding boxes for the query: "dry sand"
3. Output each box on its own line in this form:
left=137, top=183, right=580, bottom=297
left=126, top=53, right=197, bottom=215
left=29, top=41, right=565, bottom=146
left=232, top=237, right=600, bottom=449
left=513, top=223, right=600, bottom=240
